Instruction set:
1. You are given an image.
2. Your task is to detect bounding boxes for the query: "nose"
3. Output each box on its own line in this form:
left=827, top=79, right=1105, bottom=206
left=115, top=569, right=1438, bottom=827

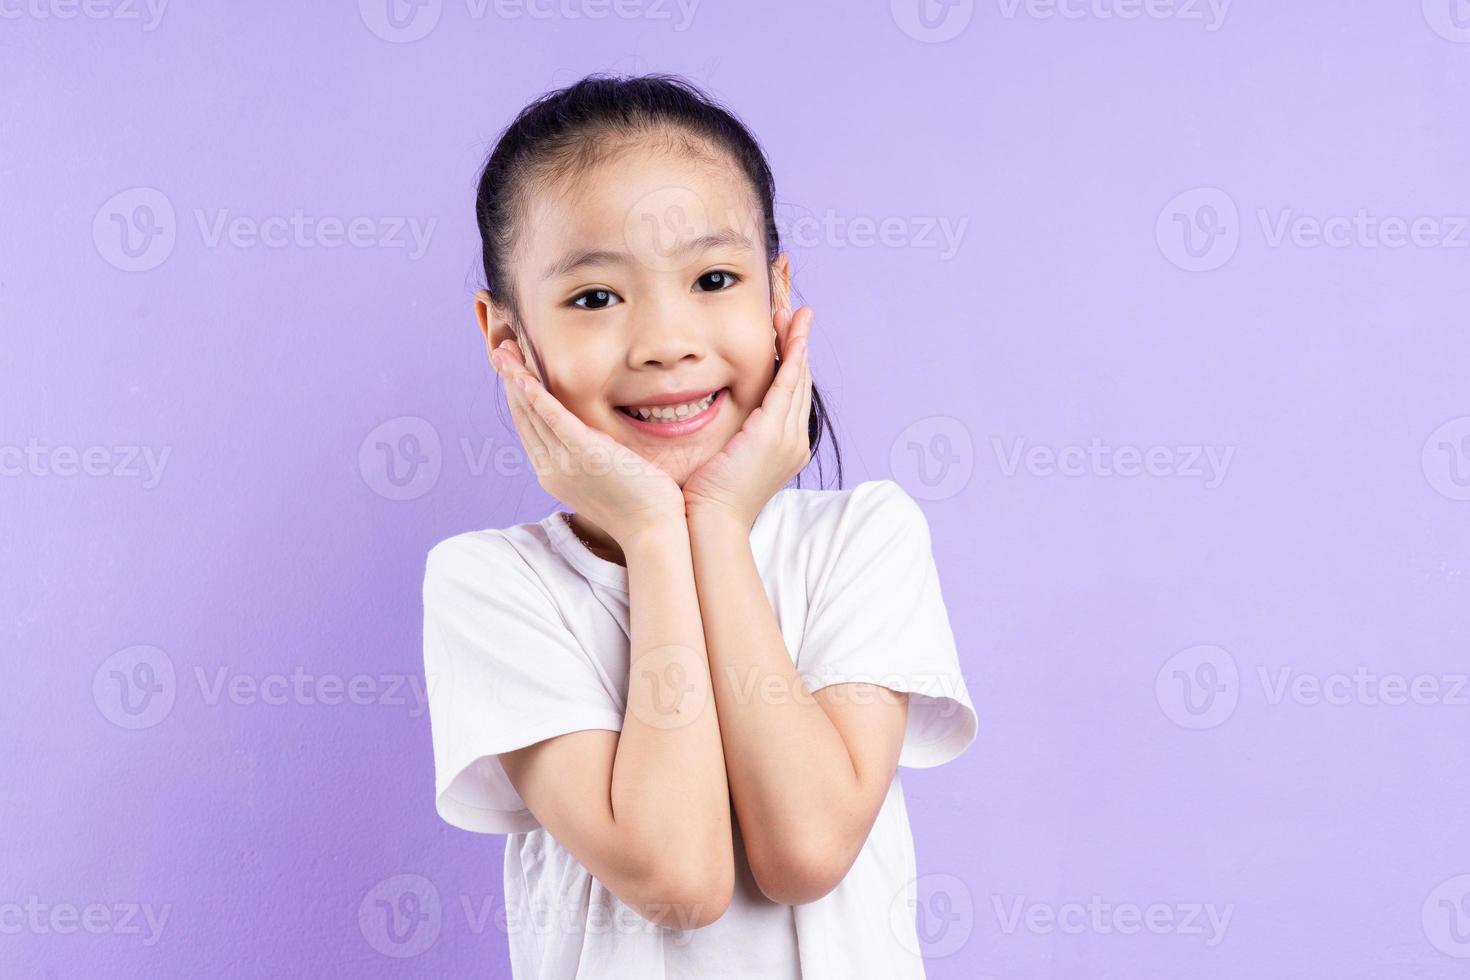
left=626, top=292, right=706, bottom=369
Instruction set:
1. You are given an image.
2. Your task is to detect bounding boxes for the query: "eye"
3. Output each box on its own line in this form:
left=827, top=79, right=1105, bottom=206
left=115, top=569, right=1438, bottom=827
left=570, top=288, right=621, bottom=310
left=694, top=270, right=741, bottom=292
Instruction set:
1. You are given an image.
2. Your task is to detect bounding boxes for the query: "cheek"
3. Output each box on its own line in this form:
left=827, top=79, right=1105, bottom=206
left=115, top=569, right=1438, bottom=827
left=541, top=356, right=610, bottom=423
left=720, top=341, right=772, bottom=409
left=719, top=303, right=777, bottom=382
left=725, top=314, right=771, bottom=354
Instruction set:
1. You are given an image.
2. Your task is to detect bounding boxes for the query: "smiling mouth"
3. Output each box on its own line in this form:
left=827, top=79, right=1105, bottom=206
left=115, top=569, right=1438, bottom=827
left=615, top=388, right=724, bottom=423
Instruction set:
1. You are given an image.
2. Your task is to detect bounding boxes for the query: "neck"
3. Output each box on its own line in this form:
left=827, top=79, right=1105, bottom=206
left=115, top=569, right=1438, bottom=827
left=567, top=512, right=626, bottom=567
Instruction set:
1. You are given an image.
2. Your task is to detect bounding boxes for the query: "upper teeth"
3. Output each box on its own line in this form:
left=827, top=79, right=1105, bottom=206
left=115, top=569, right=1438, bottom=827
left=624, top=390, right=718, bottom=421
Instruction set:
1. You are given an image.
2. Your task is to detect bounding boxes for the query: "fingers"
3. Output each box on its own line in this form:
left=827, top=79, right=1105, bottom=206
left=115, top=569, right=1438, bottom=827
left=504, top=373, right=556, bottom=469
left=773, top=305, right=793, bottom=359
left=512, top=365, right=567, bottom=452
left=786, top=309, right=813, bottom=431
left=495, top=340, right=597, bottom=464
left=515, top=376, right=565, bottom=456
left=493, top=343, right=560, bottom=463
left=770, top=307, right=811, bottom=401
left=784, top=306, right=809, bottom=362
left=751, top=306, right=810, bottom=449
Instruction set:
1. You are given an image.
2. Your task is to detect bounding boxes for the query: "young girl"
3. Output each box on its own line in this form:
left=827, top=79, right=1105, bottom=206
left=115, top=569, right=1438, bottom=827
left=422, top=73, right=977, bottom=979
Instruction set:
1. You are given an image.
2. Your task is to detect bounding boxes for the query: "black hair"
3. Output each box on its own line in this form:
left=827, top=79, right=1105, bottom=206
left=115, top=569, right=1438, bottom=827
left=473, top=72, right=842, bottom=491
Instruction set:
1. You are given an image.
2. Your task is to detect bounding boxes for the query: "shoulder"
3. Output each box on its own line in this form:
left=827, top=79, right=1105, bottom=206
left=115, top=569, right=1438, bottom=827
left=759, top=480, right=931, bottom=577
left=423, top=519, right=559, bottom=600
left=425, top=527, right=510, bottom=579
left=778, top=479, right=929, bottom=539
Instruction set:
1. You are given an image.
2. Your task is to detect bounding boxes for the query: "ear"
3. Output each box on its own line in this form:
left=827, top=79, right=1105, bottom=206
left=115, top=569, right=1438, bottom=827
left=474, top=289, right=516, bottom=361
left=770, top=253, right=792, bottom=314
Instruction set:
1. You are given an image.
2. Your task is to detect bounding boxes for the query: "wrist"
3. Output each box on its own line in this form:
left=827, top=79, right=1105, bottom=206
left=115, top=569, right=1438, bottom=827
left=686, top=501, right=752, bottom=539
left=619, top=516, right=691, bottom=564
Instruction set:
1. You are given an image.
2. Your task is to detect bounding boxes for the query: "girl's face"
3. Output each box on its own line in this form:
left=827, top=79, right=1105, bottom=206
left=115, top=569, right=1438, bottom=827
left=480, top=141, right=790, bottom=486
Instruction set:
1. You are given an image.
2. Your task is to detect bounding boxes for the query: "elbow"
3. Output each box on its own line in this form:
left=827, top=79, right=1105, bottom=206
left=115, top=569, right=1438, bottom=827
left=749, top=838, right=849, bottom=907
left=637, top=858, right=734, bottom=931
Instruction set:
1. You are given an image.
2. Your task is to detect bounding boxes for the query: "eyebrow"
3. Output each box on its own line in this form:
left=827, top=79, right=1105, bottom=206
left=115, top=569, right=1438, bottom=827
left=540, top=227, right=757, bottom=281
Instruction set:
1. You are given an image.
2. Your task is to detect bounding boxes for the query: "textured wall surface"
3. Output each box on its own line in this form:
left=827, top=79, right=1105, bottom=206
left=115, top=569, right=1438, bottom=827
left=4, top=2, right=1470, bottom=977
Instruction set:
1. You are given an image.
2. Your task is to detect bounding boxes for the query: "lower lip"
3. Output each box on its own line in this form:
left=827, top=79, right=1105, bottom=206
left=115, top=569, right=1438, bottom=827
left=617, top=388, right=727, bottom=438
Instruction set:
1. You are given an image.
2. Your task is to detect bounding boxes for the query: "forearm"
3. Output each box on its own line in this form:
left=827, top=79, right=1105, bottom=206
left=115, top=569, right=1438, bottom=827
left=609, top=518, right=734, bottom=900
left=687, top=508, right=865, bottom=888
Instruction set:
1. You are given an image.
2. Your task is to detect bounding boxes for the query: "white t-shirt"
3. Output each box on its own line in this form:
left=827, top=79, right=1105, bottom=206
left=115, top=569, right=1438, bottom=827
left=421, top=478, right=978, bottom=979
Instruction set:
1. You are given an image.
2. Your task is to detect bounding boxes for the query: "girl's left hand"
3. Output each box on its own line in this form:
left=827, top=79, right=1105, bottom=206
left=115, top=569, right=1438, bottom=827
left=683, top=305, right=814, bottom=529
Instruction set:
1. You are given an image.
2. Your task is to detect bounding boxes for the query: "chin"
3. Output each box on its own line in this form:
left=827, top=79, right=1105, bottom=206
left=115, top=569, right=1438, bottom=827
left=644, top=444, right=712, bottom=487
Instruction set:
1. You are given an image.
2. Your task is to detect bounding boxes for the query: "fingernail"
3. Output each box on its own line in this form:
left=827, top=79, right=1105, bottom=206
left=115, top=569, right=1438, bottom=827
left=516, top=374, right=531, bottom=391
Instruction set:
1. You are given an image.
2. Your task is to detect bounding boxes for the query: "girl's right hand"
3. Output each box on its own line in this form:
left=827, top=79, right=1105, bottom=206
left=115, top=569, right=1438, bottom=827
left=492, top=339, right=687, bottom=548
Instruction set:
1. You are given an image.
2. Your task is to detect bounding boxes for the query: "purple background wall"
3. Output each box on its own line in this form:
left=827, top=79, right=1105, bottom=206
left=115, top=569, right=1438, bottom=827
left=4, top=1, right=1470, bottom=977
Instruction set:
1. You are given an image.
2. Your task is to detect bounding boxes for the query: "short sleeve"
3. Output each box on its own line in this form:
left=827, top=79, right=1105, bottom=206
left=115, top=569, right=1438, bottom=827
left=796, top=480, right=978, bottom=768
left=421, top=532, right=625, bottom=834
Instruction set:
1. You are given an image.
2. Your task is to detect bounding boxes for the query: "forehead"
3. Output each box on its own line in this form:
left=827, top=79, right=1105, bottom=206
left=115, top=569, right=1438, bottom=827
left=517, top=142, right=762, bottom=270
